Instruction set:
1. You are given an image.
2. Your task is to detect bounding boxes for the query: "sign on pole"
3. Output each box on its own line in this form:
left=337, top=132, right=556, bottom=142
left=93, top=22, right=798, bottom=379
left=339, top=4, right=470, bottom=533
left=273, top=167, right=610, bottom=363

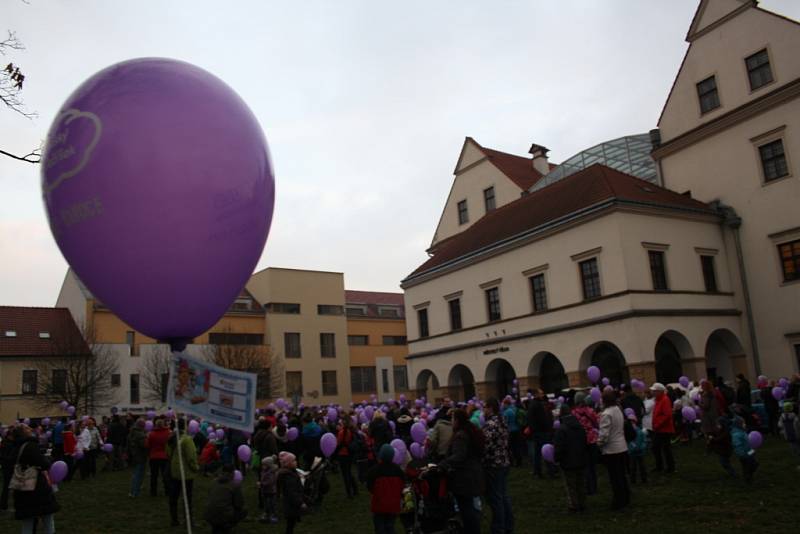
left=167, top=351, right=257, bottom=432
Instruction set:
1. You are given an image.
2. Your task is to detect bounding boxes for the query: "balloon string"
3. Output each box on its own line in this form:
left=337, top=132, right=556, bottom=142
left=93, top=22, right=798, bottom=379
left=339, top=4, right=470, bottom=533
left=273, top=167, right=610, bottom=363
left=175, top=414, right=193, bottom=534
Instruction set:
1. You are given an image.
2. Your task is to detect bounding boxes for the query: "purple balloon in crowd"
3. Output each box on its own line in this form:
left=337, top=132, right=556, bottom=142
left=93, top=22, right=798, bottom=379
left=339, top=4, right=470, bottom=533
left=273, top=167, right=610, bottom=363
left=41, top=58, right=275, bottom=341
left=49, top=461, right=68, bottom=484
left=81, top=415, right=89, bottom=422
left=601, top=377, right=610, bottom=387
left=23, top=418, right=30, bottom=425
left=624, top=408, right=635, bottom=418
left=681, top=407, right=696, bottom=422
left=102, top=443, right=113, bottom=453
left=391, top=438, right=407, bottom=453
left=146, top=410, right=156, bottom=420
left=144, top=420, right=153, bottom=432
left=42, top=418, right=51, bottom=427
left=411, top=422, right=427, bottom=444
left=779, top=377, right=789, bottom=389
left=207, top=430, right=217, bottom=441
left=187, top=420, right=199, bottom=435
left=393, top=447, right=405, bottom=465
left=590, top=388, right=602, bottom=404
left=587, top=366, right=601, bottom=384
left=748, top=431, right=763, bottom=449
left=320, top=433, right=337, bottom=458
left=679, top=376, right=690, bottom=388
left=73, top=449, right=84, bottom=460
left=166, top=409, right=175, bottom=419
left=409, top=442, right=424, bottom=460
left=237, top=445, right=252, bottom=463
left=67, top=406, right=75, bottom=415
left=233, top=470, right=243, bottom=486
left=541, top=444, right=555, bottom=463
left=286, top=427, right=299, bottom=442
left=388, top=420, right=396, bottom=432
left=772, top=387, right=785, bottom=401
left=553, top=419, right=561, bottom=430
left=60, top=400, right=68, bottom=410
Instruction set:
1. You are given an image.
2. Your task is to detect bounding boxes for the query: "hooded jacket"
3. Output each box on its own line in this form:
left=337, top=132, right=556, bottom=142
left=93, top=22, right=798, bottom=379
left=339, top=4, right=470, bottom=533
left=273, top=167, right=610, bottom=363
left=553, top=414, right=588, bottom=470
left=203, top=471, right=245, bottom=527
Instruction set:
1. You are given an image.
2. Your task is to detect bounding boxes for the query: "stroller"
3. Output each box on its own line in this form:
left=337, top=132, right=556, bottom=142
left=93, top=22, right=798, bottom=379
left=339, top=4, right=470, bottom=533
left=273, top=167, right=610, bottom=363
left=298, top=456, right=331, bottom=511
left=403, top=464, right=461, bottom=534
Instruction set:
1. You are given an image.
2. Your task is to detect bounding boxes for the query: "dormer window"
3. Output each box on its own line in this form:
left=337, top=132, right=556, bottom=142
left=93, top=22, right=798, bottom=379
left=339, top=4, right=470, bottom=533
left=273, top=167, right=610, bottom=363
left=696, top=76, right=720, bottom=114
left=483, top=187, right=496, bottom=213
left=38, top=332, right=51, bottom=339
left=4, top=330, right=16, bottom=337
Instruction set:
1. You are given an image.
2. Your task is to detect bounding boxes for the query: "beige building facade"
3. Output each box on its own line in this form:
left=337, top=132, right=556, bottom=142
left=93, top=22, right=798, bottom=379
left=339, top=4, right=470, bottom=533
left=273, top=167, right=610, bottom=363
left=653, top=0, right=800, bottom=377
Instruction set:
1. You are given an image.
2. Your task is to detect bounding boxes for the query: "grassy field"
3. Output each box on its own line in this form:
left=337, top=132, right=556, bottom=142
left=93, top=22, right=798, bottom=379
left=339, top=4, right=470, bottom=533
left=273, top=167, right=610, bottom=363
left=1, top=438, right=797, bottom=533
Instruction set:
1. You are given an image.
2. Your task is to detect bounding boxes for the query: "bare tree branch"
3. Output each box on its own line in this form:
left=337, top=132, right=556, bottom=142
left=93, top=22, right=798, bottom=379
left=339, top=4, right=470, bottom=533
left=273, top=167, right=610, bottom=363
left=0, top=147, right=40, bottom=163
left=1, top=31, right=36, bottom=119
left=201, top=331, right=274, bottom=399
left=140, top=345, right=171, bottom=404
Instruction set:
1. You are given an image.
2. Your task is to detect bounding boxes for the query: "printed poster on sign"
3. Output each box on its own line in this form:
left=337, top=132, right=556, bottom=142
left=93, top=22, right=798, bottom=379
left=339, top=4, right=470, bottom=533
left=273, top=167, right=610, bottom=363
left=167, top=352, right=256, bottom=432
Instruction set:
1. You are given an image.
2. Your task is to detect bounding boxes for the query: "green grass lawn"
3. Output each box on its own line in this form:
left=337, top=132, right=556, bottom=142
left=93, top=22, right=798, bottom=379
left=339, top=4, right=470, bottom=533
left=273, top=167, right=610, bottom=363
left=1, top=439, right=798, bottom=533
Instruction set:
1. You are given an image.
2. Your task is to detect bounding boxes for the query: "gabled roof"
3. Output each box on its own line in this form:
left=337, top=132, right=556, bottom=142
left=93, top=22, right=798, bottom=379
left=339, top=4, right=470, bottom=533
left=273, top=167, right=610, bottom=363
left=467, top=137, right=552, bottom=190
left=686, top=0, right=753, bottom=42
left=404, top=164, right=715, bottom=282
left=0, top=307, right=89, bottom=357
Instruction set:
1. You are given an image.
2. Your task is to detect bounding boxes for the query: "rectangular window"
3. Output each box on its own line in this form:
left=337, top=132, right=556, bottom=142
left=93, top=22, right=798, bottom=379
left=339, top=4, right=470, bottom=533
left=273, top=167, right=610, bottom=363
left=52, top=369, right=67, bottom=394
left=208, top=332, right=264, bottom=345
left=382, top=335, right=407, bottom=345
left=417, top=308, right=429, bottom=338
left=378, top=306, right=401, bottom=318
left=483, top=187, right=496, bottom=212
left=530, top=274, right=548, bottom=312
left=317, top=304, right=344, bottom=315
left=350, top=366, right=376, bottom=393
left=486, top=287, right=501, bottom=322
left=320, top=333, right=336, bottom=358
left=393, top=366, right=409, bottom=391
left=285, top=371, right=303, bottom=396
left=778, top=239, right=800, bottom=282
left=321, top=370, right=338, bottom=396
left=448, top=298, right=463, bottom=330
left=759, top=139, right=789, bottom=182
left=648, top=250, right=669, bottom=291
left=267, top=302, right=301, bottom=314
left=126, top=331, right=136, bottom=356
left=746, top=49, right=773, bottom=91
left=696, top=76, right=720, bottom=114
left=457, top=200, right=469, bottom=225
left=256, top=368, right=271, bottom=399
left=130, top=374, right=140, bottom=405
left=345, top=306, right=367, bottom=316
left=111, top=373, right=121, bottom=387
left=382, top=369, right=390, bottom=393
left=579, top=258, right=602, bottom=300
left=231, top=297, right=253, bottom=311
left=701, top=255, right=718, bottom=292
left=348, top=335, right=369, bottom=346
left=22, top=370, right=37, bottom=395
left=284, top=332, right=301, bottom=358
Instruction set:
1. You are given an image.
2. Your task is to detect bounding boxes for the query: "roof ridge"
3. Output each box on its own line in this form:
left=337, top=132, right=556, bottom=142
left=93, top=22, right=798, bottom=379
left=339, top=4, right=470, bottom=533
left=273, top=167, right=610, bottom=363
left=0, top=305, right=70, bottom=311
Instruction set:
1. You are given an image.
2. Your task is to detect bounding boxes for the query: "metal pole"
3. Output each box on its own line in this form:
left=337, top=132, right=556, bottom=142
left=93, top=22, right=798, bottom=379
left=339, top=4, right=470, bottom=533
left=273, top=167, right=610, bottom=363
left=174, top=414, right=193, bottom=534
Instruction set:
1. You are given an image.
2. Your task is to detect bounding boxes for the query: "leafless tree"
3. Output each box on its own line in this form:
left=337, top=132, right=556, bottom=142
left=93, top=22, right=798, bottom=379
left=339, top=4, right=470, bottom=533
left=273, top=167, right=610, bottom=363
left=202, top=340, right=274, bottom=400
left=269, top=355, right=285, bottom=400
left=140, top=345, right=171, bottom=404
left=33, top=323, right=120, bottom=414
left=1, top=29, right=41, bottom=163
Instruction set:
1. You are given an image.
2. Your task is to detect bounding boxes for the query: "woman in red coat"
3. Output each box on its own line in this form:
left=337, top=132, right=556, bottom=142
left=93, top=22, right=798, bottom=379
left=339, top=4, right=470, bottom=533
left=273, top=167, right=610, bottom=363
left=651, top=383, right=675, bottom=473
left=145, top=418, right=171, bottom=496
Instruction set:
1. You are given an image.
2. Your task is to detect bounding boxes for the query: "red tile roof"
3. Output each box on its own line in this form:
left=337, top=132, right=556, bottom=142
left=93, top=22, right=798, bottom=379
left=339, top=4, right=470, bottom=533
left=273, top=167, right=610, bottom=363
left=469, top=138, right=551, bottom=190
left=345, top=291, right=405, bottom=319
left=405, top=164, right=714, bottom=281
left=0, top=307, right=89, bottom=357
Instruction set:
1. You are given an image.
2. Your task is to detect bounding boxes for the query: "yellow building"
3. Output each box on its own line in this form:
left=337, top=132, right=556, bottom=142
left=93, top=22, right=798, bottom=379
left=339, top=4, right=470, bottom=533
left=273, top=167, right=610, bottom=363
left=345, top=290, right=411, bottom=403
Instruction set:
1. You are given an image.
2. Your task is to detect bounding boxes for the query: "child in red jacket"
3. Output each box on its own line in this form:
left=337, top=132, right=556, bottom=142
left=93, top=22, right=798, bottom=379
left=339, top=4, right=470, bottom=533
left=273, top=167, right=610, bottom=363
left=366, top=444, right=405, bottom=534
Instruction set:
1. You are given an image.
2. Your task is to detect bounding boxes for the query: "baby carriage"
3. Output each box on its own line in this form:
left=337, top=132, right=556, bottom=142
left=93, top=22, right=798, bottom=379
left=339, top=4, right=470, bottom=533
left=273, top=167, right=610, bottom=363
left=298, top=456, right=331, bottom=511
left=403, top=464, right=461, bottom=534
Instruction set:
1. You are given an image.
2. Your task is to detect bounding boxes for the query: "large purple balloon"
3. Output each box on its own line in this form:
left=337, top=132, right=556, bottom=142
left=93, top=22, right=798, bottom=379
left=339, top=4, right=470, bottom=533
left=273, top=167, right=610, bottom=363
left=587, top=366, right=601, bottom=384
left=49, top=461, right=68, bottom=484
left=320, top=432, right=337, bottom=458
left=41, top=58, right=275, bottom=341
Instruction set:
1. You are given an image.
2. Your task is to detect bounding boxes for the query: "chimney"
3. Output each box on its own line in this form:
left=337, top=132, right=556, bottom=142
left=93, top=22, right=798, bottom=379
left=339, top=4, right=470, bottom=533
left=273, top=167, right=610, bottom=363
left=529, top=143, right=550, bottom=175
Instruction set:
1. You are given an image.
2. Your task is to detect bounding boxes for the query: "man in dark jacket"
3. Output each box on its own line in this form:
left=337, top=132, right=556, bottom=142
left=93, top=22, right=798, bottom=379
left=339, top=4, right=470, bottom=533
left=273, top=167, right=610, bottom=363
left=527, top=389, right=556, bottom=478
left=735, top=374, right=752, bottom=408
left=203, top=464, right=247, bottom=534
left=554, top=405, right=588, bottom=512
left=715, top=376, right=736, bottom=409
left=107, top=415, right=128, bottom=470
left=621, top=387, right=645, bottom=422
left=127, top=418, right=148, bottom=497
left=0, top=424, right=17, bottom=511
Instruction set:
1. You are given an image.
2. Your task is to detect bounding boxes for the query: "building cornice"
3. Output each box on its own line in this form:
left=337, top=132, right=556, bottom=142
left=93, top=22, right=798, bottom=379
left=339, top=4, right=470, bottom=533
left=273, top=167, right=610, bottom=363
left=653, top=76, right=800, bottom=160
left=406, top=306, right=741, bottom=359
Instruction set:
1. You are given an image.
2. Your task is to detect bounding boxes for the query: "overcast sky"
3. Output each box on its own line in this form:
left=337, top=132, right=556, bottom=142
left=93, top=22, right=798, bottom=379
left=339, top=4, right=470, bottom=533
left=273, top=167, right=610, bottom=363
left=2, top=0, right=799, bottom=307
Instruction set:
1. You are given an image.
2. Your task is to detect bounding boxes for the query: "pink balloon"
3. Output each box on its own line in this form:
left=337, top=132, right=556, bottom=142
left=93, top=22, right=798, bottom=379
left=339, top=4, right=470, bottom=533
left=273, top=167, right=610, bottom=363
left=41, top=58, right=275, bottom=340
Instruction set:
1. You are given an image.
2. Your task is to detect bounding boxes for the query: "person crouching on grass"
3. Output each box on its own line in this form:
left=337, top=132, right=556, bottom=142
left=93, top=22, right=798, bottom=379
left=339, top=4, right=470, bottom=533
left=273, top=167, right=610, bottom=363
left=366, top=444, right=406, bottom=534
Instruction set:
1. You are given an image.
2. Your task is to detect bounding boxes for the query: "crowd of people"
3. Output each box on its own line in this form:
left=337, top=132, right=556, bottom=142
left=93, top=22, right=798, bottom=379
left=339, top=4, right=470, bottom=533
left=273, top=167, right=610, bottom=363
left=1, top=371, right=799, bottom=534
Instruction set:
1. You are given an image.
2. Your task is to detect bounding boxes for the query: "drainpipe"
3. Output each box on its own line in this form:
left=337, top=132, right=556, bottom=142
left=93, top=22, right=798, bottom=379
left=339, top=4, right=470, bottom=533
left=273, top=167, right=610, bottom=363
left=712, top=201, right=762, bottom=376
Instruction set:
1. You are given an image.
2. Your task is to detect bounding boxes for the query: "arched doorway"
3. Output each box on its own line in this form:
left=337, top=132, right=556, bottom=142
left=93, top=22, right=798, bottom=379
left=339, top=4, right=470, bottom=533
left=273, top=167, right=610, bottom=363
left=448, top=364, right=476, bottom=402
left=654, top=330, right=693, bottom=385
left=705, top=329, right=745, bottom=382
left=485, top=358, right=516, bottom=398
left=542, top=354, right=569, bottom=394
left=415, top=369, right=440, bottom=402
left=582, top=341, right=628, bottom=386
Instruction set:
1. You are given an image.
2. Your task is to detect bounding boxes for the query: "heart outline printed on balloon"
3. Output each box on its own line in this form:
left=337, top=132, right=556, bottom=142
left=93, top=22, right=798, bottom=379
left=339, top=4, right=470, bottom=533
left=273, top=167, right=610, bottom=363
left=42, top=108, right=103, bottom=198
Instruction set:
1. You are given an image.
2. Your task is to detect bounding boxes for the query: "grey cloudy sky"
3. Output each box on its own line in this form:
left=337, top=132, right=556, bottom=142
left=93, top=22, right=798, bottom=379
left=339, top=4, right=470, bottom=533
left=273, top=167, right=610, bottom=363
left=2, top=0, right=799, bottom=307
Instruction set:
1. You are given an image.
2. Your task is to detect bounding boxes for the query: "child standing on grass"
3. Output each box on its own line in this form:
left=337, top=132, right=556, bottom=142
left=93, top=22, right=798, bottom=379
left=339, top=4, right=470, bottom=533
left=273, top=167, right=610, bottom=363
left=730, top=416, right=758, bottom=484
left=277, top=452, right=305, bottom=534
left=366, top=444, right=406, bottom=534
left=259, top=455, right=279, bottom=524
left=777, top=401, right=800, bottom=463
left=626, top=414, right=648, bottom=484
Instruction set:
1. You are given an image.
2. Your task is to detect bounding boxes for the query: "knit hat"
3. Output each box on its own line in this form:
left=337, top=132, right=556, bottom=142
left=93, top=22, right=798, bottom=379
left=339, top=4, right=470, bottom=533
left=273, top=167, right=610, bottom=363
left=784, top=401, right=794, bottom=413
left=379, top=443, right=395, bottom=463
left=278, top=451, right=296, bottom=468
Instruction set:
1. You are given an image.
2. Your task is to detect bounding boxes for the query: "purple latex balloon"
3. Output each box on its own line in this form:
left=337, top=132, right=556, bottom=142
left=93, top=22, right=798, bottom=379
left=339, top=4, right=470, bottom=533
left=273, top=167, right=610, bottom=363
left=49, top=461, right=68, bottom=484
left=102, top=443, right=113, bottom=453
left=391, top=438, right=407, bottom=453
left=146, top=410, right=156, bottom=420
left=67, top=405, right=75, bottom=415
left=411, top=422, right=427, bottom=444
left=60, top=400, right=68, bottom=410
left=73, top=448, right=84, bottom=460
left=624, top=408, right=635, bottom=418
left=233, top=469, right=243, bottom=485
left=553, top=419, right=561, bottom=430
left=144, top=420, right=153, bottom=432
left=681, top=406, right=696, bottom=421
left=779, top=377, right=789, bottom=389
left=409, top=442, right=424, bottom=460
left=41, top=58, right=275, bottom=340
left=748, top=431, right=763, bottom=449
left=590, top=387, right=602, bottom=404
left=541, top=444, right=555, bottom=463
left=207, top=430, right=217, bottom=441
left=237, top=444, right=252, bottom=463
left=216, top=428, right=225, bottom=440
left=587, top=366, right=601, bottom=384
left=187, top=419, right=199, bottom=435
left=166, top=409, right=175, bottom=419
left=320, top=433, right=337, bottom=458
left=679, top=376, right=690, bottom=388
left=81, top=415, right=88, bottom=422
left=389, top=420, right=396, bottom=433
left=601, top=377, right=610, bottom=386
left=42, top=418, right=51, bottom=427
left=286, top=427, right=299, bottom=442
left=772, top=387, right=784, bottom=401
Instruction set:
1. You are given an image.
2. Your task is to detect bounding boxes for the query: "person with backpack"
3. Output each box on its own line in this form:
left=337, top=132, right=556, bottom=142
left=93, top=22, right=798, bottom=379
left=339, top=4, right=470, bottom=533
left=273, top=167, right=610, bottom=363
left=9, top=424, right=60, bottom=534
left=625, top=414, right=647, bottom=484
left=777, top=401, right=800, bottom=463
left=597, top=389, right=630, bottom=510
left=572, top=391, right=600, bottom=496
left=336, top=415, right=360, bottom=498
